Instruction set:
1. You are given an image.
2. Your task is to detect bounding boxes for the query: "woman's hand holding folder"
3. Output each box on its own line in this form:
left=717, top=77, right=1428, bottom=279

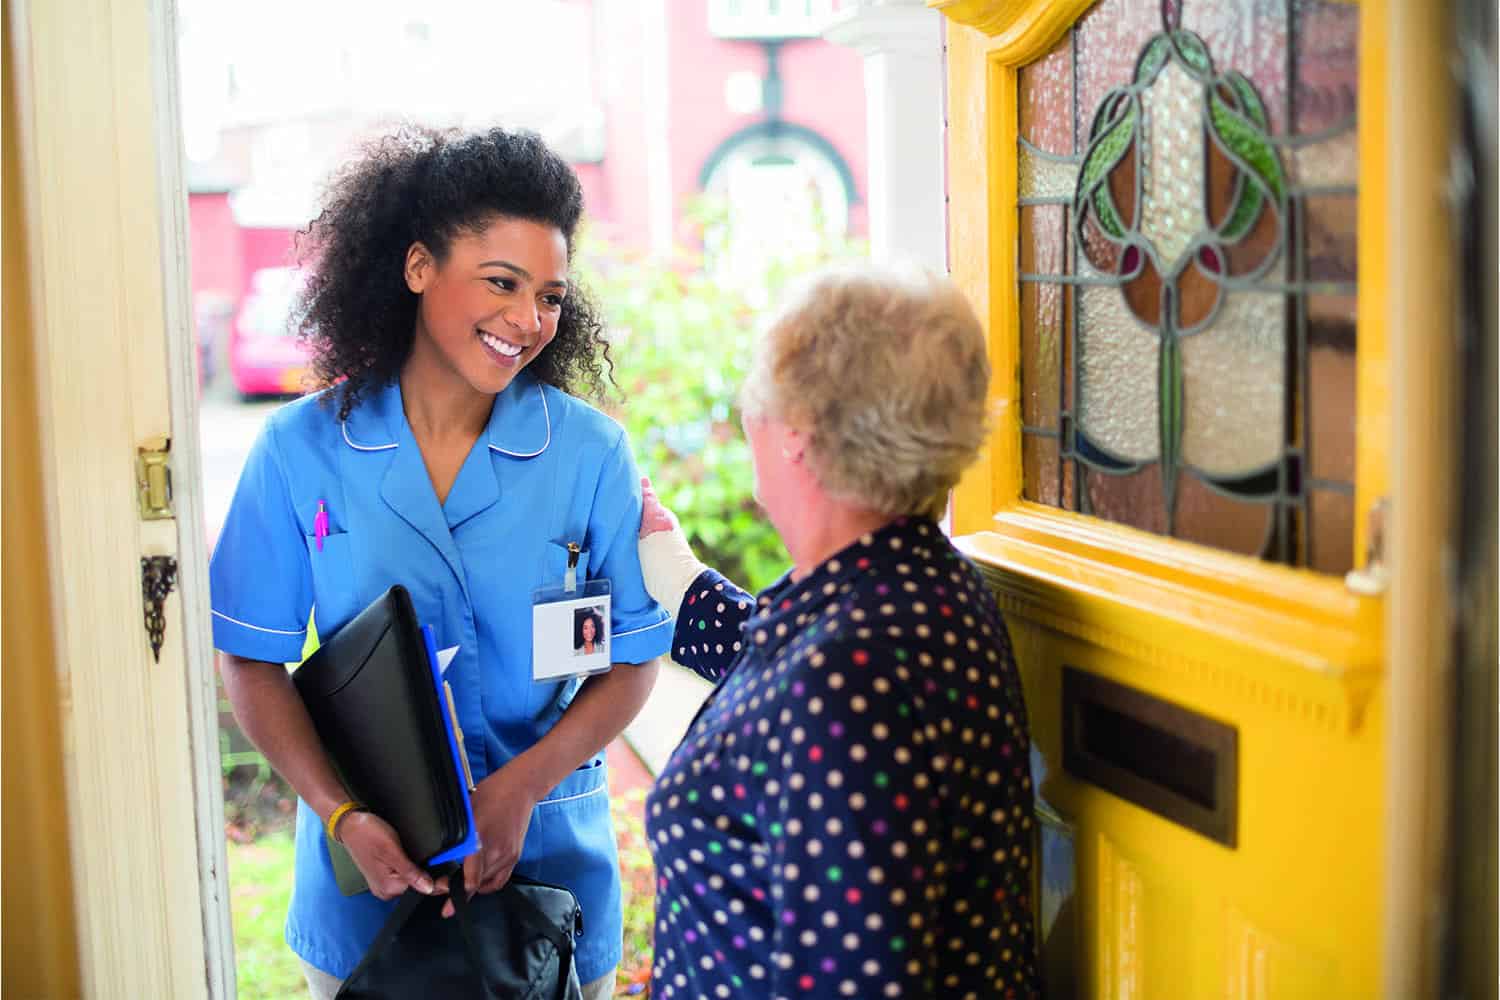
left=441, top=761, right=539, bottom=918
left=217, top=650, right=443, bottom=903
left=340, top=810, right=441, bottom=901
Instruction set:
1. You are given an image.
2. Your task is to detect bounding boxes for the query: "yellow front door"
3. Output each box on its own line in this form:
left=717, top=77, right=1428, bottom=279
left=933, top=1, right=1434, bottom=995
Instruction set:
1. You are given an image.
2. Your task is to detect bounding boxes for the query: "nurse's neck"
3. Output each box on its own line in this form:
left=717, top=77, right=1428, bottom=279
left=399, top=350, right=493, bottom=505
left=398, top=350, right=492, bottom=445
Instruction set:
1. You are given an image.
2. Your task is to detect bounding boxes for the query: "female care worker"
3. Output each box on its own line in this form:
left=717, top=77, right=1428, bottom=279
left=210, top=126, right=671, bottom=1000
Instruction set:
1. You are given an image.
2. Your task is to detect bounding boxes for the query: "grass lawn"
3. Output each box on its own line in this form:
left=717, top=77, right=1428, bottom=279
left=227, top=832, right=304, bottom=999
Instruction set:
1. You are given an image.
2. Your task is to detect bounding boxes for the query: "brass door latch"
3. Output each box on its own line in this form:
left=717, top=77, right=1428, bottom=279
left=137, top=435, right=174, bottom=520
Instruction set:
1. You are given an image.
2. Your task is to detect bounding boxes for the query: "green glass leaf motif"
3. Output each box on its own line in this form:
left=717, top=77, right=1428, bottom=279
left=1214, top=72, right=1278, bottom=240
left=1135, top=31, right=1212, bottom=85
left=1210, top=89, right=1285, bottom=212
left=1226, top=72, right=1269, bottom=128
left=1076, top=98, right=1137, bottom=241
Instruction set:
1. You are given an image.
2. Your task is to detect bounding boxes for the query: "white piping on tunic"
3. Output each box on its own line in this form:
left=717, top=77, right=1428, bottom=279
left=535, top=783, right=607, bottom=807
left=212, top=608, right=308, bottom=636
left=338, top=385, right=550, bottom=456
left=612, top=614, right=673, bottom=639
left=488, top=387, right=551, bottom=458
left=340, top=421, right=398, bottom=452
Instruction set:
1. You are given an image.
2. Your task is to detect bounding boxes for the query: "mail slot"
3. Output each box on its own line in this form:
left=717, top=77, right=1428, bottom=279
left=1062, top=667, right=1239, bottom=847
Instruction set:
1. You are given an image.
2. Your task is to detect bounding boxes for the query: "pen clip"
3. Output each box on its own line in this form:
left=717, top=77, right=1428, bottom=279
left=314, top=500, right=329, bottom=552
left=565, top=541, right=579, bottom=594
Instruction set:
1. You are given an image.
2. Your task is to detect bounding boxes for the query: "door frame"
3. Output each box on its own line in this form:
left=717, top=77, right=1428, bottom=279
left=7, top=0, right=1466, bottom=993
left=8, top=0, right=235, bottom=993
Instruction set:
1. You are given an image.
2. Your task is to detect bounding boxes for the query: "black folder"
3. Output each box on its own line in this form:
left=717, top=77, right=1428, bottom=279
left=293, top=585, right=476, bottom=893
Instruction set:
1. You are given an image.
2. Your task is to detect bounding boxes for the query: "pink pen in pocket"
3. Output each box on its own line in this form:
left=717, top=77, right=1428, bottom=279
left=314, top=499, right=329, bottom=552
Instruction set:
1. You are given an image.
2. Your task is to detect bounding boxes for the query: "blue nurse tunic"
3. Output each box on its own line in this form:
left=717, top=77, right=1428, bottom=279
left=208, top=372, right=673, bottom=981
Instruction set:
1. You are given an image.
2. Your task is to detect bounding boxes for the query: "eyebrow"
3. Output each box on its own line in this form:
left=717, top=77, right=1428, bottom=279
left=478, top=259, right=568, bottom=289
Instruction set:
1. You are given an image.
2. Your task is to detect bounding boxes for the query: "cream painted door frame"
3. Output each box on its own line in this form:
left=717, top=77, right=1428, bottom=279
left=9, top=0, right=234, bottom=995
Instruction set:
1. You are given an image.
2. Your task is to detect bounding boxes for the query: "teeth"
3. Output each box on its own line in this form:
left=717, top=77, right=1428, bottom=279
left=480, top=332, right=523, bottom=357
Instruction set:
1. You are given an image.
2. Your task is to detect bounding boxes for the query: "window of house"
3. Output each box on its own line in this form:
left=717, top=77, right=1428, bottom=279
left=702, top=134, right=851, bottom=300
left=1016, top=0, right=1359, bottom=573
left=708, top=0, right=836, bottom=39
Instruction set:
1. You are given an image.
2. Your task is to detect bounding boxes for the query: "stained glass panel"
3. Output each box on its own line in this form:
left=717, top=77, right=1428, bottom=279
left=1306, top=293, right=1357, bottom=482
left=1304, top=196, right=1358, bottom=283
left=1136, top=60, right=1208, bottom=270
left=1309, top=489, right=1355, bottom=574
left=1178, top=293, right=1285, bottom=477
left=1020, top=38, right=1075, bottom=156
left=1023, top=433, right=1062, bottom=506
left=1292, top=1, right=1359, bottom=135
left=1020, top=204, right=1067, bottom=276
left=1016, top=0, right=1361, bottom=573
left=1082, top=463, right=1167, bottom=535
left=1175, top=476, right=1274, bottom=557
left=1020, top=281, right=1063, bottom=428
left=1019, top=144, right=1081, bottom=201
left=1076, top=285, right=1160, bottom=463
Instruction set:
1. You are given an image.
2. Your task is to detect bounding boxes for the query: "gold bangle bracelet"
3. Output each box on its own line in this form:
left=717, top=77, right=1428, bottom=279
left=325, top=800, right=363, bottom=843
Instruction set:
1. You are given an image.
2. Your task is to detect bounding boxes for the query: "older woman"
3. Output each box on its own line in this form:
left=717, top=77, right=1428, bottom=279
left=637, top=267, right=1041, bottom=999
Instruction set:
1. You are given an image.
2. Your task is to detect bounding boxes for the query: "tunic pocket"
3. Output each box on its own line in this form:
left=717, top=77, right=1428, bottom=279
left=540, top=539, right=591, bottom=592
left=304, top=531, right=360, bottom=638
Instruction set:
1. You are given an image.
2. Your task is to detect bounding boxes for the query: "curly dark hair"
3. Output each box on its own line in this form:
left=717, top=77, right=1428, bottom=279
left=294, top=125, right=614, bottom=420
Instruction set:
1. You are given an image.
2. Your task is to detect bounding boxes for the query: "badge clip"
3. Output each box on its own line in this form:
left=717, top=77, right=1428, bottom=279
left=565, top=541, right=580, bottom=594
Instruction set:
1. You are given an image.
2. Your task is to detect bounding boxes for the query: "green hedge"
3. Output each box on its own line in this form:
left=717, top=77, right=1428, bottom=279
left=584, top=200, right=865, bottom=593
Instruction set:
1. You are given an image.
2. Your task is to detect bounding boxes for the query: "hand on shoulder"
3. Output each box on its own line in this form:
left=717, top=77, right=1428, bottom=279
left=638, top=476, right=707, bottom=612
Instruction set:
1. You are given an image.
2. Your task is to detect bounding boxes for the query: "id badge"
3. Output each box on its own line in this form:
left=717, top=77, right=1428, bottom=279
left=532, top=544, right=613, bottom=683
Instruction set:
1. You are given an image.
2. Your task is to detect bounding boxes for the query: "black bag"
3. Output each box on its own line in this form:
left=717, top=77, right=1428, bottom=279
left=337, top=866, right=586, bottom=1000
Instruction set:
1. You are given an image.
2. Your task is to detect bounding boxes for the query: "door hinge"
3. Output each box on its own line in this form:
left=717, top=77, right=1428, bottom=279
left=136, top=435, right=174, bottom=520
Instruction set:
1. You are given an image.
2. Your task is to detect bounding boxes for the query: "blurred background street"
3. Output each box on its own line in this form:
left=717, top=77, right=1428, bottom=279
left=181, top=2, right=873, bottom=993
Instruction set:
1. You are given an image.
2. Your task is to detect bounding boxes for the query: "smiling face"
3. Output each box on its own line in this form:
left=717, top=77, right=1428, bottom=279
left=580, top=615, right=596, bottom=645
left=404, top=216, right=569, bottom=397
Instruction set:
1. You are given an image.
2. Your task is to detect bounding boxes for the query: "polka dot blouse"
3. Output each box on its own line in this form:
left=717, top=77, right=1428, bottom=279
left=646, top=517, right=1041, bottom=999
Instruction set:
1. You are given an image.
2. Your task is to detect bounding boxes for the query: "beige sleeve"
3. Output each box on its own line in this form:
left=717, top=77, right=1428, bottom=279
left=638, top=522, right=708, bottom=616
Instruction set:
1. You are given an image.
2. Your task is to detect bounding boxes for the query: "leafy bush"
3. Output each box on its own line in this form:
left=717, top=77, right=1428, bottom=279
left=584, top=199, right=866, bottom=593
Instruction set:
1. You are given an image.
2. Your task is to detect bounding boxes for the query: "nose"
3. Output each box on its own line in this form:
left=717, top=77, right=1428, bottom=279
left=503, top=301, right=541, bottom=336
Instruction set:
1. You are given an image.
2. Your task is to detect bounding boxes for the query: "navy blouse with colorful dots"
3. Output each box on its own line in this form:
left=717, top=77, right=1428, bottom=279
left=645, top=517, right=1041, bottom=999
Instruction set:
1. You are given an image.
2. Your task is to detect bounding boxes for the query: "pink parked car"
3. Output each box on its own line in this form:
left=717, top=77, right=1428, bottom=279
left=230, top=267, right=312, bottom=399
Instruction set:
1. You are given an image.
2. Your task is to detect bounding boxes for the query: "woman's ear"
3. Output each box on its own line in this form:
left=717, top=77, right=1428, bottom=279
left=404, top=241, right=434, bottom=294
left=780, top=425, right=807, bottom=465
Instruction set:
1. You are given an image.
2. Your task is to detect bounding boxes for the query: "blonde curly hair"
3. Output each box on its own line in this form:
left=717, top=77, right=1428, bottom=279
left=739, top=265, right=992, bottom=519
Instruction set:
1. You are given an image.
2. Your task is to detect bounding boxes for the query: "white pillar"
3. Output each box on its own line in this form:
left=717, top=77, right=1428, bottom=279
left=824, top=1, right=947, bottom=270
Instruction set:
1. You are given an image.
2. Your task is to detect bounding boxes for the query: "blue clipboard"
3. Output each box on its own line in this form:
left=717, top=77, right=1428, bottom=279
left=420, top=624, right=480, bottom=867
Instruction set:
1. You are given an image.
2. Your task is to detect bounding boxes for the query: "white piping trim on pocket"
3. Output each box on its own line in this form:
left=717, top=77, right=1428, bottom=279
left=536, top=783, right=607, bottom=807
left=212, top=609, right=308, bottom=636
left=488, top=387, right=551, bottom=458
left=341, top=421, right=398, bottom=452
left=612, top=614, right=673, bottom=640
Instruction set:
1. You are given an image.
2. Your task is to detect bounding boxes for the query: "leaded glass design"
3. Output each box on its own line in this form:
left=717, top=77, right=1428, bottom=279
left=1018, top=0, right=1359, bottom=571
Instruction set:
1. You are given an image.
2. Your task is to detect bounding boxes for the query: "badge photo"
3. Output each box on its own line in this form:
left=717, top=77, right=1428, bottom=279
left=532, top=579, right=612, bottom=683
